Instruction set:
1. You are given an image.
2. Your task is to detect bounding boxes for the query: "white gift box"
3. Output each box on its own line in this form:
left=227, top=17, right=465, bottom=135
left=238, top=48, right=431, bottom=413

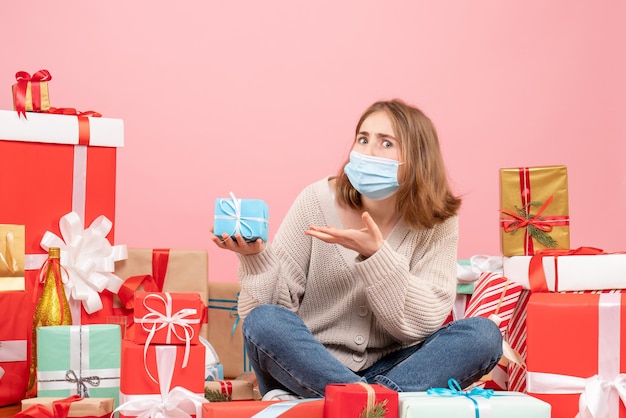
left=502, top=253, right=626, bottom=291
left=0, top=109, right=124, bottom=147
left=399, top=391, right=551, bottom=418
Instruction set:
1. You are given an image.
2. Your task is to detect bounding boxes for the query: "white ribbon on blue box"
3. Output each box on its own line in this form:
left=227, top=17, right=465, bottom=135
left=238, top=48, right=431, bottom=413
left=214, top=192, right=269, bottom=242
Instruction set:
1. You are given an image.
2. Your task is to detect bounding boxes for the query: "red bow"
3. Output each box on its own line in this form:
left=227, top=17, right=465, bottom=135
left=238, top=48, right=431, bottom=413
left=14, top=69, right=52, bottom=118
left=15, top=395, right=82, bottom=418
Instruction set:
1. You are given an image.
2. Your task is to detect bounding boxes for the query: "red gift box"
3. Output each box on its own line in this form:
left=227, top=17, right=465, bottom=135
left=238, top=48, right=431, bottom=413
left=0, top=291, right=29, bottom=406
left=119, top=338, right=205, bottom=394
left=0, top=109, right=124, bottom=326
left=201, top=399, right=324, bottom=418
left=132, top=291, right=205, bottom=346
left=118, top=339, right=206, bottom=417
left=526, top=292, right=626, bottom=418
left=324, top=383, right=398, bottom=418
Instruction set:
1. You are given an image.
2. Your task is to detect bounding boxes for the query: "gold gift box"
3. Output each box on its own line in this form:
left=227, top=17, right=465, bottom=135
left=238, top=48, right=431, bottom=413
left=21, top=397, right=114, bottom=417
left=11, top=81, right=51, bottom=113
left=499, top=165, right=570, bottom=256
left=0, top=224, right=25, bottom=291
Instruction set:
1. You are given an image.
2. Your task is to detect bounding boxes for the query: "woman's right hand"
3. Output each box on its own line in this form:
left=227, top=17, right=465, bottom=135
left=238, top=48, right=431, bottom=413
left=210, top=229, right=266, bottom=255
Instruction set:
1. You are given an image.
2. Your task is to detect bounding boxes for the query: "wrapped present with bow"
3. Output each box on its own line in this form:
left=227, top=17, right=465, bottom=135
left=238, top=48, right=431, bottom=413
left=399, top=378, right=551, bottom=417
left=207, top=281, right=252, bottom=379
left=113, top=248, right=209, bottom=340
left=36, top=325, right=121, bottom=409
left=19, top=395, right=114, bottom=418
left=117, top=341, right=207, bottom=418
left=0, top=106, right=124, bottom=320
left=499, top=166, right=570, bottom=256
left=526, top=291, right=626, bottom=418
left=324, top=383, right=399, bottom=418
left=0, top=290, right=30, bottom=406
left=214, top=193, right=269, bottom=242
left=0, top=224, right=25, bottom=291
left=131, top=291, right=205, bottom=347
left=12, top=69, right=52, bottom=117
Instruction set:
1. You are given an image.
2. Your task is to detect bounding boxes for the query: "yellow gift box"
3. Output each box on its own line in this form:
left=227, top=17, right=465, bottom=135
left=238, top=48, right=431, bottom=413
left=499, top=166, right=570, bottom=256
left=11, top=70, right=52, bottom=115
left=0, top=224, right=25, bottom=291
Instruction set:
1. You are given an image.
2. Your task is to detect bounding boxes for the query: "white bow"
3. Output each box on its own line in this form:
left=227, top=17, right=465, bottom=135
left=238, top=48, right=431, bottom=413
left=39, top=211, right=128, bottom=314
left=115, top=346, right=208, bottom=418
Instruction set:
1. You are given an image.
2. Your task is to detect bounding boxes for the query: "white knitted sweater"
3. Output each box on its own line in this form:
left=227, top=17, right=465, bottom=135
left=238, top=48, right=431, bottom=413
left=237, top=176, right=458, bottom=371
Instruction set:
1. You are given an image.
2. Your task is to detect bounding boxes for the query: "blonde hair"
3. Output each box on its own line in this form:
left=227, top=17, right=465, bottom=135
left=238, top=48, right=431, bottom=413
left=335, top=99, right=461, bottom=229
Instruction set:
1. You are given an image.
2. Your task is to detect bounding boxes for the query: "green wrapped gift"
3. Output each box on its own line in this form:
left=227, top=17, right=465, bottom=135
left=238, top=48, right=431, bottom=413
left=37, top=325, right=121, bottom=408
left=456, top=259, right=474, bottom=295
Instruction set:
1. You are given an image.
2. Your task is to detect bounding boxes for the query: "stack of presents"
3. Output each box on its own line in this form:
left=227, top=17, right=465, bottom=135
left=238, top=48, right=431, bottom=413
left=1, top=70, right=623, bottom=418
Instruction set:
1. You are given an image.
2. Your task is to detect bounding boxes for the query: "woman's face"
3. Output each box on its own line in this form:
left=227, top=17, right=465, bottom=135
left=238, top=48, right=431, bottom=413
left=352, top=111, right=401, bottom=162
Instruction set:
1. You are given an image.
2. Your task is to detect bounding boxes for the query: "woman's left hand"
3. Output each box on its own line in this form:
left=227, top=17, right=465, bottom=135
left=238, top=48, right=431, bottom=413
left=305, top=211, right=383, bottom=258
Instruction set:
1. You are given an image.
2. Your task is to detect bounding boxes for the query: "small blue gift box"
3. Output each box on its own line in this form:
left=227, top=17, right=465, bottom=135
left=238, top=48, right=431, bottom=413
left=214, top=193, right=269, bottom=242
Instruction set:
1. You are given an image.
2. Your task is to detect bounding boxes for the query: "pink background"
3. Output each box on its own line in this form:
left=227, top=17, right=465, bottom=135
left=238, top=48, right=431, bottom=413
left=2, top=1, right=625, bottom=282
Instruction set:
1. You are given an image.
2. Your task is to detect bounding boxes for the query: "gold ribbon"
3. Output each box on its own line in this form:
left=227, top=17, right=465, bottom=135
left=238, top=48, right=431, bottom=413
left=356, top=382, right=376, bottom=417
left=0, top=230, right=17, bottom=274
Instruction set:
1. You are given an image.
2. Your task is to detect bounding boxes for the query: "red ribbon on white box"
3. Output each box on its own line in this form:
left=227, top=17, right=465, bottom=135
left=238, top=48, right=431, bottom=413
left=526, top=292, right=626, bottom=418
left=136, top=292, right=200, bottom=382
left=0, top=340, right=27, bottom=381
left=115, top=345, right=207, bottom=418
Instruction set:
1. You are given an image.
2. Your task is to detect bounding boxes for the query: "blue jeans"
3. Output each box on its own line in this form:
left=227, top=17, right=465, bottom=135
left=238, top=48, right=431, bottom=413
left=242, top=304, right=503, bottom=398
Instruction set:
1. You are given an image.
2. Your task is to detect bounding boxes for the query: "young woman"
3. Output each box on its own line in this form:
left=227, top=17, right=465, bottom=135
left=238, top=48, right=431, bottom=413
left=211, top=99, right=502, bottom=399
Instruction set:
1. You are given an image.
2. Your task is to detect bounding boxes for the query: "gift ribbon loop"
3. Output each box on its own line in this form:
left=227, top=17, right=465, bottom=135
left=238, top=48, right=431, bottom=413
left=215, top=192, right=268, bottom=240
left=427, top=378, right=494, bottom=418
left=138, top=293, right=199, bottom=383
left=38, top=211, right=128, bottom=316
left=65, top=369, right=100, bottom=397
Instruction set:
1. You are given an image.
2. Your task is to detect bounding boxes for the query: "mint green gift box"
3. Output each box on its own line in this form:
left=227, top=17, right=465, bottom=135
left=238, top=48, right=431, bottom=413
left=399, top=391, right=551, bottom=418
left=36, top=325, right=121, bottom=408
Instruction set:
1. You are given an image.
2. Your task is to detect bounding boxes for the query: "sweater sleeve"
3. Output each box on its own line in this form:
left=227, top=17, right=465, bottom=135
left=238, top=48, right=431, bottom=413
left=236, top=183, right=320, bottom=320
left=354, top=215, right=459, bottom=342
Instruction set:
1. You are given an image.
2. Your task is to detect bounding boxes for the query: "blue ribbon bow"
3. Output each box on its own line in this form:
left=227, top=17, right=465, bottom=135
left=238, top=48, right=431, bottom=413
left=427, top=378, right=494, bottom=418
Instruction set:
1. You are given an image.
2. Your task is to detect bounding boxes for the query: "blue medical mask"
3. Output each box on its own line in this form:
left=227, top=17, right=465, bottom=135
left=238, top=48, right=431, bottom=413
left=344, top=151, right=402, bottom=200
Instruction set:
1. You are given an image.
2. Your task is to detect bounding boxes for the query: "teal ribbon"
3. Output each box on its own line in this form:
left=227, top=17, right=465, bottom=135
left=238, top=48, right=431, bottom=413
left=207, top=293, right=253, bottom=372
left=426, top=378, right=494, bottom=418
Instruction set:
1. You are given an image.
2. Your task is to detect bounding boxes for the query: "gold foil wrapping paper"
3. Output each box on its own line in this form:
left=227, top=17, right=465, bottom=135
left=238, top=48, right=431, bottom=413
left=500, top=166, right=570, bottom=256
left=0, top=224, right=25, bottom=291
left=12, top=81, right=51, bottom=112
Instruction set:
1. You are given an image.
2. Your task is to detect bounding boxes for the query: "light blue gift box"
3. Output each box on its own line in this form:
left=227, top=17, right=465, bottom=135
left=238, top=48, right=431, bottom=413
left=399, top=389, right=551, bottom=418
left=36, top=324, right=121, bottom=409
left=214, top=194, right=269, bottom=242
